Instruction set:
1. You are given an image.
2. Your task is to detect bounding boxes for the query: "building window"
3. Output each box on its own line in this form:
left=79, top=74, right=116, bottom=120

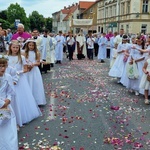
left=126, top=24, right=129, bottom=34
left=106, top=8, right=108, bottom=18
left=101, top=9, right=105, bottom=18
left=90, top=8, right=93, bottom=13
left=141, top=24, right=147, bottom=34
left=110, top=6, right=112, bottom=17
left=142, top=0, right=148, bottom=13
left=121, top=2, right=125, bottom=15
left=126, top=1, right=130, bottom=14
left=121, top=25, right=124, bottom=29
left=98, top=26, right=100, bottom=32
left=113, top=5, right=116, bottom=16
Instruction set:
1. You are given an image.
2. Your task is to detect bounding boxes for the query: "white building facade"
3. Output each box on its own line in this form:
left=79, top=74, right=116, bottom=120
left=97, top=0, right=150, bottom=34
left=52, top=4, right=79, bottom=34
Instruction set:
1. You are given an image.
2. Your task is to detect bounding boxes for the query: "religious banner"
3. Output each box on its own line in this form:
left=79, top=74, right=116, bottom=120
left=73, top=19, right=93, bottom=26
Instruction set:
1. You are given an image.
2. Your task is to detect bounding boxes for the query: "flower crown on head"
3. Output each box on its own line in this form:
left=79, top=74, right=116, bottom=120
left=9, top=40, right=21, bottom=46
left=136, top=35, right=145, bottom=41
left=0, top=55, right=9, bottom=60
left=25, top=38, right=36, bottom=44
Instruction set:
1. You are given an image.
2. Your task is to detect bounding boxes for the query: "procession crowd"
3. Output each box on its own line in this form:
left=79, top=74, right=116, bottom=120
left=0, top=23, right=150, bottom=149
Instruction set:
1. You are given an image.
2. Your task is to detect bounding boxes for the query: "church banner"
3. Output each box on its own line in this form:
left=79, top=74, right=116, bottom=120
left=73, top=19, right=93, bottom=26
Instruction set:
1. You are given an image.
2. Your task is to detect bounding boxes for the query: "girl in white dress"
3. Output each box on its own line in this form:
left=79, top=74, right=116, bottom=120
left=0, top=56, right=18, bottom=150
left=126, top=36, right=145, bottom=96
left=138, top=36, right=150, bottom=103
left=24, top=39, right=46, bottom=105
left=120, top=37, right=136, bottom=87
left=6, top=65, right=21, bottom=130
left=139, top=57, right=150, bottom=104
left=8, top=40, right=42, bottom=127
left=110, top=48, right=118, bottom=68
left=108, top=35, right=130, bottom=83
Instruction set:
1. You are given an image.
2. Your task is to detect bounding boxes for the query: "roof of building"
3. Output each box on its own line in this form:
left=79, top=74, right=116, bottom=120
left=81, top=1, right=98, bottom=14
left=79, top=1, right=95, bottom=9
left=61, top=4, right=78, bottom=21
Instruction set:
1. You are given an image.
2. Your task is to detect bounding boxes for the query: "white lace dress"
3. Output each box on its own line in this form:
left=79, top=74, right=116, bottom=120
left=109, top=43, right=130, bottom=78
left=8, top=55, right=42, bottom=126
left=139, top=58, right=150, bottom=90
left=126, top=45, right=145, bottom=92
left=0, top=73, right=18, bottom=150
left=25, top=51, right=46, bottom=105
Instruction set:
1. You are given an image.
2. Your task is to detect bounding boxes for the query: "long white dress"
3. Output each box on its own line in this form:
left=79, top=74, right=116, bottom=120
left=0, top=73, right=18, bottom=150
left=50, top=37, right=57, bottom=64
left=139, top=58, right=150, bottom=90
left=109, top=42, right=130, bottom=78
left=120, top=44, right=133, bottom=87
left=6, top=66, right=22, bottom=126
left=25, top=51, right=46, bottom=105
left=41, top=35, right=51, bottom=62
left=55, top=35, right=65, bottom=61
left=97, top=36, right=108, bottom=60
left=126, top=45, right=145, bottom=92
left=8, top=55, right=42, bottom=126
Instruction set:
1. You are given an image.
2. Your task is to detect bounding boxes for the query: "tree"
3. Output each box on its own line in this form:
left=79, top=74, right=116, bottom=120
left=0, top=10, right=7, bottom=20
left=0, top=18, right=11, bottom=29
left=45, top=17, right=53, bottom=32
left=29, top=11, right=45, bottom=32
left=7, top=3, right=29, bottom=30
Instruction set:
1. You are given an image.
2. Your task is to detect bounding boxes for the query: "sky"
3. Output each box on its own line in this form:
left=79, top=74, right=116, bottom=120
left=0, top=0, right=96, bottom=18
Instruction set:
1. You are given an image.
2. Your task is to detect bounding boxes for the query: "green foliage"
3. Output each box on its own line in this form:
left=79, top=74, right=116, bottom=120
left=45, top=17, right=53, bottom=32
left=7, top=3, right=28, bottom=29
left=29, top=11, right=45, bottom=32
left=0, top=10, right=7, bottom=20
left=0, top=18, right=11, bottom=29
left=0, top=3, right=53, bottom=32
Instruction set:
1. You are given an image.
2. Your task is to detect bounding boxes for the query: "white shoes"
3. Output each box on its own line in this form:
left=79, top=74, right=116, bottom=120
left=135, top=91, right=139, bottom=96
left=145, top=99, right=150, bottom=105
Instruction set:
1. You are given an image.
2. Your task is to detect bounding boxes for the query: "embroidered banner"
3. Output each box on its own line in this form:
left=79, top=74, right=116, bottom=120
left=73, top=19, right=93, bottom=26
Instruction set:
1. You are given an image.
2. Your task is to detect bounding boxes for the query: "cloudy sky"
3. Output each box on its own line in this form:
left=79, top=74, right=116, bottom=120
left=0, top=0, right=96, bottom=18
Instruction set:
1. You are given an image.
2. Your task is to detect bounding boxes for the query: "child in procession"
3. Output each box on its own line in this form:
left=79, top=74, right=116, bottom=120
left=86, top=31, right=95, bottom=60
left=137, top=36, right=150, bottom=104
left=108, top=35, right=130, bottom=83
left=120, top=36, right=137, bottom=87
left=8, top=40, right=42, bottom=127
left=24, top=39, right=46, bottom=105
left=0, top=55, right=18, bottom=150
left=126, top=36, right=145, bottom=96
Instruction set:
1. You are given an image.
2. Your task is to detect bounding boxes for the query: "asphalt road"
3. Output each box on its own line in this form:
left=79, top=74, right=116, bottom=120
left=18, top=56, right=150, bottom=150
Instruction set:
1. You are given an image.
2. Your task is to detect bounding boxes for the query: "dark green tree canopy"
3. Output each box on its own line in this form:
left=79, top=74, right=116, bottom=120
left=0, top=3, right=52, bottom=32
left=29, top=11, right=45, bottom=32
left=0, top=18, right=11, bottom=29
left=7, top=3, right=28, bottom=28
left=0, top=10, right=7, bottom=20
left=45, top=17, right=53, bottom=32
